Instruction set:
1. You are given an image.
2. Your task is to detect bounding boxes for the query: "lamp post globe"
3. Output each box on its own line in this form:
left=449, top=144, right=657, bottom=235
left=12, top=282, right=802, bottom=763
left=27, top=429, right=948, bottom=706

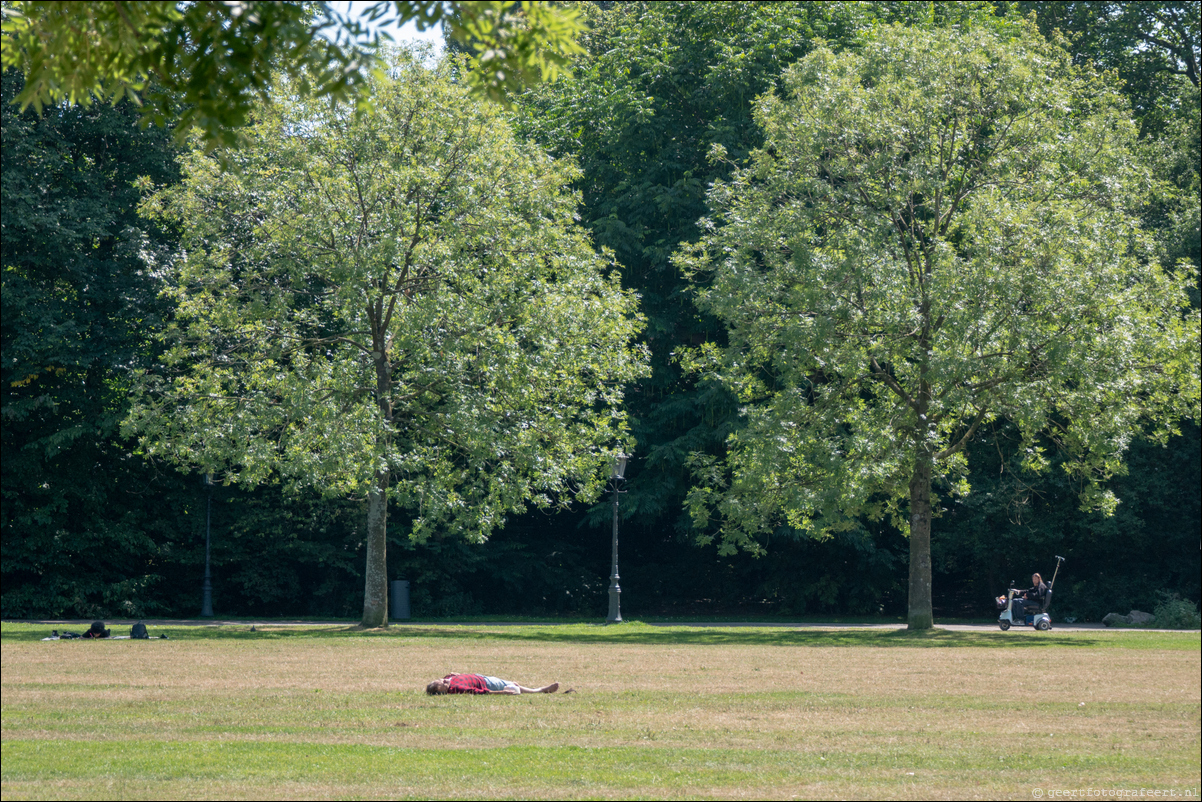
left=613, top=454, right=628, bottom=481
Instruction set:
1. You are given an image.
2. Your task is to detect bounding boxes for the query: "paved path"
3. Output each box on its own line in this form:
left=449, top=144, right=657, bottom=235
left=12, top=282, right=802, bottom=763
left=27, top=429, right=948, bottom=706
left=8, top=618, right=1153, bottom=633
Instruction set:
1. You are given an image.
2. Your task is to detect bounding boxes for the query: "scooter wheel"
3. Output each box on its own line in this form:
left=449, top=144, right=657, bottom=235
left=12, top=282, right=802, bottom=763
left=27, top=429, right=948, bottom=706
left=999, top=621, right=1010, bottom=631
left=1036, top=620, right=1050, bottom=631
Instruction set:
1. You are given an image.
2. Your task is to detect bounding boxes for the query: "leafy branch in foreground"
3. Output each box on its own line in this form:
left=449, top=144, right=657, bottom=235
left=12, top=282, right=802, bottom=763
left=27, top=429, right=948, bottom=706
left=1, top=1, right=586, bottom=149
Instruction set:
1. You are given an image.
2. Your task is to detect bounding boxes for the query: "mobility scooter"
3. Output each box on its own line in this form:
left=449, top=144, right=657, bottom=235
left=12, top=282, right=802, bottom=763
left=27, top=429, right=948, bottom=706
left=997, top=555, right=1063, bottom=631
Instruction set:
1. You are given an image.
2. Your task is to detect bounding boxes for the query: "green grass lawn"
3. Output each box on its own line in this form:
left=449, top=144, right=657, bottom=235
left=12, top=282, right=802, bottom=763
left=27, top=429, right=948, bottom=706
left=2, top=622, right=1198, bottom=799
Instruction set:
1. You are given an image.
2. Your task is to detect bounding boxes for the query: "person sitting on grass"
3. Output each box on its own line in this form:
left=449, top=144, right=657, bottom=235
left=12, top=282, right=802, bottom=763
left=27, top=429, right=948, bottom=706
left=426, top=673, right=559, bottom=695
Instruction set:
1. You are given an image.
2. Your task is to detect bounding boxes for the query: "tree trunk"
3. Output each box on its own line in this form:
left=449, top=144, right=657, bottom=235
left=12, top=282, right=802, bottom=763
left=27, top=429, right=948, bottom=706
left=907, top=454, right=934, bottom=630
left=361, top=333, right=394, bottom=628
left=360, top=468, right=390, bottom=627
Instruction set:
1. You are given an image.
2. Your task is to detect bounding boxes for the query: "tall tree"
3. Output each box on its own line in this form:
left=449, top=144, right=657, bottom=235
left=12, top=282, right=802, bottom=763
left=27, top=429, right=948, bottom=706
left=127, top=51, right=648, bottom=627
left=2, top=1, right=586, bottom=148
left=678, top=22, right=1200, bottom=629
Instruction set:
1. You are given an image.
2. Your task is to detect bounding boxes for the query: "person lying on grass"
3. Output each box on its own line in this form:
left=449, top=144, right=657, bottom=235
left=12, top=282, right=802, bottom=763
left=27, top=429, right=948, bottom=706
left=426, top=674, right=559, bottom=695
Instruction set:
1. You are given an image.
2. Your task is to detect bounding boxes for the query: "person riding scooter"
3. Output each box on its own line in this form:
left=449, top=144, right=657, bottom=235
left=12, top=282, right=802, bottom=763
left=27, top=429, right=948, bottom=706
left=1019, top=573, right=1048, bottom=616
left=996, top=558, right=1063, bottom=631
left=994, top=573, right=1047, bottom=616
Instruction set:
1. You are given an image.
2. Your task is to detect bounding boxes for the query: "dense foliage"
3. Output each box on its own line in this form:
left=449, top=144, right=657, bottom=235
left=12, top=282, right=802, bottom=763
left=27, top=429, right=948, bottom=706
left=3, top=2, right=1199, bottom=624
left=1, top=67, right=183, bottom=616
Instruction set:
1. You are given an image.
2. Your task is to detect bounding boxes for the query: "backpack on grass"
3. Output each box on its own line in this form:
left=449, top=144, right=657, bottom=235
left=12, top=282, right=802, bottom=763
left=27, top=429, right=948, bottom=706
left=131, top=621, right=149, bottom=639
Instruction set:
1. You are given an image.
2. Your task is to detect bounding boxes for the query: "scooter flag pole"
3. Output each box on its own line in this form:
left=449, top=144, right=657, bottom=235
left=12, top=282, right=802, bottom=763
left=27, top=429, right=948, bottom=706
left=1049, top=555, right=1064, bottom=588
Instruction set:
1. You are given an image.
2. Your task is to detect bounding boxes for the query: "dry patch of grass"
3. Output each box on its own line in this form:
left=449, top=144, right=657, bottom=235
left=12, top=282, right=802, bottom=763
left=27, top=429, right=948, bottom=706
left=2, top=624, right=1198, bottom=799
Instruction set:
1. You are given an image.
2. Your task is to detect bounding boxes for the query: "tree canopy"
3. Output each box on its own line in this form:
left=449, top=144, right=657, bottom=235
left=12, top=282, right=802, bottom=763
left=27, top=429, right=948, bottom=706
left=678, top=22, right=1200, bottom=628
left=1, top=1, right=586, bottom=148
left=126, top=50, right=648, bottom=626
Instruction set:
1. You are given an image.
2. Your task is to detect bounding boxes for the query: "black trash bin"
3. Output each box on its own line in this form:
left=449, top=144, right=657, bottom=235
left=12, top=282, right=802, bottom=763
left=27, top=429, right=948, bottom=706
left=390, top=580, right=410, bottom=620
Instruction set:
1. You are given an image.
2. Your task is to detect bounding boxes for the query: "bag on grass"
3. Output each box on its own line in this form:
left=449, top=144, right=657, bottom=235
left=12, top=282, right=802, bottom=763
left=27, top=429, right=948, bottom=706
left=131, top=621, right=149, bottom=639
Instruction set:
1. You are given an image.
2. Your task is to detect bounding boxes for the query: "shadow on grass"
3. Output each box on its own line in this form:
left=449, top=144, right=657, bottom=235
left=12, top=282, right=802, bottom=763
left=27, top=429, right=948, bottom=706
left=5, top=621, right=1187, bottom=649
left=382, top=625, right=1105, bottom=649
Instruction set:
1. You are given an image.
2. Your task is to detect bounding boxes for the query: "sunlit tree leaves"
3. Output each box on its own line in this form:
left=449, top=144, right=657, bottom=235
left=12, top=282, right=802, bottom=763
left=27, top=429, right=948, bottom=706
left=126, top=51, right=648, bottom=627
left=1, top=1, right=585, bottom=149
left=677, top=22, right=1200, bottom=629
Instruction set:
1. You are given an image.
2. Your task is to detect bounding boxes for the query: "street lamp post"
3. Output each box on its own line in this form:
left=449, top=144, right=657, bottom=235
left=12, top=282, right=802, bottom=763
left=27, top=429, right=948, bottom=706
left=607, top=453, right=629, bottom=624
left=201, top=473, right=214, bottom=618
